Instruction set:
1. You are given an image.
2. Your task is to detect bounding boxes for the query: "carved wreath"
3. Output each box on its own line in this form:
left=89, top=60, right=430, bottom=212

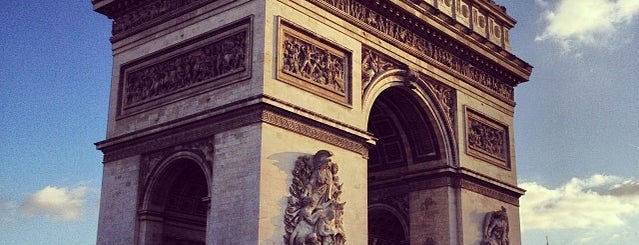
left=284, top=150, right=346, bottom=245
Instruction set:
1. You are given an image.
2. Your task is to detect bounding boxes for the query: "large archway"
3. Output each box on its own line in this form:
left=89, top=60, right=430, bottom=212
left=367, top=86, right=444, bottom=244
left=139, top=156, right=209, bottom=245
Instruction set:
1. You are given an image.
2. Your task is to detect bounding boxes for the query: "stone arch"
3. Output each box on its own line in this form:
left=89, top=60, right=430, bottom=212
left=364, top=69, right=457, bottom=244
left=368, top=204, right=409, bottom=245
left=138, top=151, right=211, bottom=245
left=362, top=69, right=455, bottom=168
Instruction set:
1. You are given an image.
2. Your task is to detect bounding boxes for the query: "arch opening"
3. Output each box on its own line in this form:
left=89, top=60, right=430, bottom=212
left=141, top=158, right=208, bottom=245
left=367, top=86, right=443, bottom=244
left=368, top=207, right=409, bottom=245
left=367, top=87, right=440, bottom=173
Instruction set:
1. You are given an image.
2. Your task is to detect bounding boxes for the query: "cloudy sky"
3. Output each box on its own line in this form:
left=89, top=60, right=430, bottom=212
left=1, top=0, right=638, bottom=244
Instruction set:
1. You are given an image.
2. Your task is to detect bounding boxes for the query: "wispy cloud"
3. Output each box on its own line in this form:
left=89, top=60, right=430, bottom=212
left=21, top=185, right=88, bottom=221
left=0, top=199, right=19, bottom=222
left=520, top=174, right=639, bottom=231
left=535, top=0, right=639, bottom=52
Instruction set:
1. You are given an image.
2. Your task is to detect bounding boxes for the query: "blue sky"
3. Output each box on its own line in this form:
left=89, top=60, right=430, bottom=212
left=1, top=0, right=638, bottom=244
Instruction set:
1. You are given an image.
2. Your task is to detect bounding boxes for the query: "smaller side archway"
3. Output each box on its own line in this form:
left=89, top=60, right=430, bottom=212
left=138, top=151, right=211, bottom=245
left=368, top=204, right=409, bottom=245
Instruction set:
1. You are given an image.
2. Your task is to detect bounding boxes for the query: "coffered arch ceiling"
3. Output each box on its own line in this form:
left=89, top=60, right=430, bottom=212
left=367, top=87, right=440, bottom=171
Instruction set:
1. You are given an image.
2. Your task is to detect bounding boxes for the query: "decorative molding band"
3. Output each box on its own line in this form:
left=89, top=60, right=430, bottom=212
left=307, top=0, right=516, bottom=104
left=277, top=17, right=352, bottom=106
left=465, top=107, right=510, bottom=169
left=118, top=17, right=252, bottom=117
left=110, top=0, right=210, bottom=36
left=100, top=104, right=370, bottom=162
left=102, top=107, right=262, bottom=162
left=368, top=167, right=521, bottom=206
left=457, top=179, right=519, bottom=206
left=262, top=110, right=369, bottom=156
left=262, top=94, right=370, bottom=137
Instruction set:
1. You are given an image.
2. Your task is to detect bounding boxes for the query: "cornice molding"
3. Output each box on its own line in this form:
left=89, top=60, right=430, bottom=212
left=92, top=0, right=231, bottom=42
left=97, top=103, right=371, bottom=162
left=369, top=166, right=523, bottom=206
left=307, top=0, right=532, bottom=104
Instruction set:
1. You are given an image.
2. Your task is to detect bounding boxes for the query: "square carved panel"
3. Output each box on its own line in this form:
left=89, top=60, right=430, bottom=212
left=465, top=107, right=510, bottom=169
left=277, top=17, right=352, bottom=106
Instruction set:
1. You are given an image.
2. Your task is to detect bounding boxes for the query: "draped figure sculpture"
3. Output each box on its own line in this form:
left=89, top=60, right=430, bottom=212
left=284, top=150, right=345, bottom=245
left=481, top=206, right=509, bottom=245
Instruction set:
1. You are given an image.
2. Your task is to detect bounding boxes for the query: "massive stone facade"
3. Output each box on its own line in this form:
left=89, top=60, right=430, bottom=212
left=92, top=0, right=532, bottom=244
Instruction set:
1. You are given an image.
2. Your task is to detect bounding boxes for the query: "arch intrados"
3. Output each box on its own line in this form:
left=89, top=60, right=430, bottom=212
left=368, top=203, right=410, bottom=242
left=141, top=151, right=211, bottom=211
left=363, top=70, right=454, bottom=165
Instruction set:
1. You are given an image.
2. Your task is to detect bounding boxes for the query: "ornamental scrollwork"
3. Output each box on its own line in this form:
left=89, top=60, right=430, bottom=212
left=481, top=206, right=509, bottom=245
left=284, top=150, right=346, bottom=245
left=361, top=47, right=402, bottom=90
left=422, top=76, right=456, bottom=136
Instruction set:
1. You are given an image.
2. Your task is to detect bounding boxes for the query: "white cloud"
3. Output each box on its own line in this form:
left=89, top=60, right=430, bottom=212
left=519, top=174, right=639, bottom=231
left=535, top=0, right=639, bottom=51
left=21, top=185, right=88, bottom=221
left=535, top=0, right=551, bottom=7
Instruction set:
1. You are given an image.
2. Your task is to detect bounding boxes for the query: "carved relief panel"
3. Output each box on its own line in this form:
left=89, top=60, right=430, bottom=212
left=284, top=150, right=346, bottom=245
left=465, top=107, right=510, bottom=169
left=118, top=17, right=252, bottom=117
left=277, top=18, right=352, bottom=106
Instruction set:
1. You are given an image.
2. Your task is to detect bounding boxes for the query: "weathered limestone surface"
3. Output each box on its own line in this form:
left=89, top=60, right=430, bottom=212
left=96, top=156, right=140, bottom=245
left=93, top=0, right=532, bottom=244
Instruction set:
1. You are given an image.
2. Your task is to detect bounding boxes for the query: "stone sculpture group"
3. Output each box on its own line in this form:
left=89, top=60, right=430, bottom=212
left=284, top=150, right=346, bottom=245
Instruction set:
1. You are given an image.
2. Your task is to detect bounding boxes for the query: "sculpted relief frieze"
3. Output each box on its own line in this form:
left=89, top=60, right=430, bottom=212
left=111, top=0, right=210, bottom=36
left=285, top=150, right=346, bottom=245
left=119, top=18, right=251, bottom=116
left=465, top=108, right=510, bottom=168
left=361, top=47, right=404, bottom=91
left=308, top=0, right=515, bottom=103
left=278, top=18, right=352, bottom=105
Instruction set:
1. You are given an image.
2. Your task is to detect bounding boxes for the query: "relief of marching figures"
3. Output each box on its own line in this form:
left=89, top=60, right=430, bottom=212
left=284, top=150, right=346, bottom=245
left=282, top=34, right=347, bottom=96
left=124, top=32, right=247, bottom=106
